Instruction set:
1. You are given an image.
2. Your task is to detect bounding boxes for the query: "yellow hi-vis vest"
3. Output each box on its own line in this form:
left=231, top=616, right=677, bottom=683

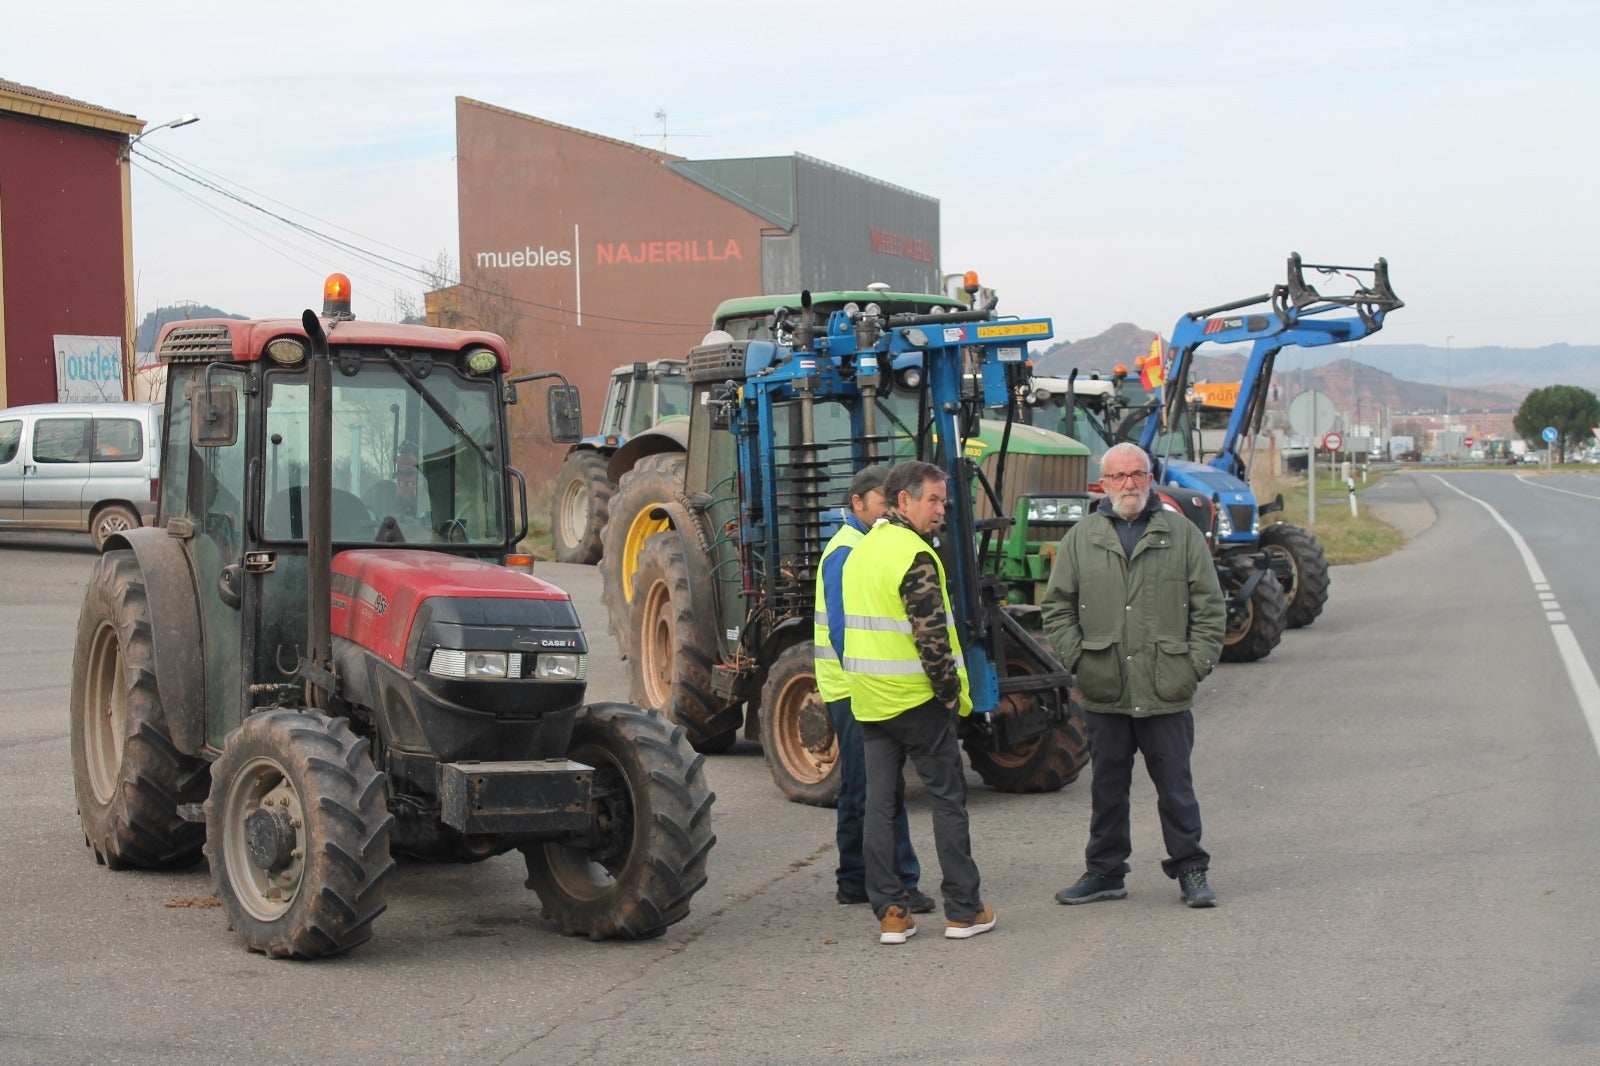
left=841, top=521, right=972, bottom=721
left=813, top=522, right=863, bottom=702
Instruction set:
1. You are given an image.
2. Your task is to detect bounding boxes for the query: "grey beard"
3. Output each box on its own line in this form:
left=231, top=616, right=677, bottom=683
left=1112, top=492, right=1148, bottom=522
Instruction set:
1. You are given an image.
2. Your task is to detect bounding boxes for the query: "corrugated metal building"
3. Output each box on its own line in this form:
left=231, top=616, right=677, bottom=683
left=0, top=80, right=144, bottom=408
left=447, top=97, right=942, bottom=482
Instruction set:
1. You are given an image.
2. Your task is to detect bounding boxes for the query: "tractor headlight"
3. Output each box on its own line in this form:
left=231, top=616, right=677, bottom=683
left=535, top=653, right=586, bottom=680
left=429, top=649, right=520, bottom=679
left=1216, top=508, right=1234, bottom=537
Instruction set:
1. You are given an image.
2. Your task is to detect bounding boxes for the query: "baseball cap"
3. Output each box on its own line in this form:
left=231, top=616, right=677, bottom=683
left=847, top=464, right=890, bottom=506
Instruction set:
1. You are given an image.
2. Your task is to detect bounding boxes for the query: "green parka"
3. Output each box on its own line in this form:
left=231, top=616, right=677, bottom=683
left=1041, top=502, right=1226, bottom=716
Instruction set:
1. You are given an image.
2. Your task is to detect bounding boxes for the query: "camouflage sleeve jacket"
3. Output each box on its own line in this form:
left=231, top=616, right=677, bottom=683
left=890, top=517, right=963, bottom=706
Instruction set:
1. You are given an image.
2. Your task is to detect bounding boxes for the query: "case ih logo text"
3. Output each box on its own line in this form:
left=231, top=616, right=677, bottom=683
left=594, top=238, right=742, bottom=265
left=475, top=246, right=574, bottom=269
left=869, top=228, right=935, bottom=263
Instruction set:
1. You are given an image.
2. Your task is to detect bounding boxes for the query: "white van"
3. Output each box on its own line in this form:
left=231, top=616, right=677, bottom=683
left=0, top=402, right=162, bottom=551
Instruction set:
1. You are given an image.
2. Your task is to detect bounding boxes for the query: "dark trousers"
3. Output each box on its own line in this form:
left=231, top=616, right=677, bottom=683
left=828, top=698, right=921, bottom=893
left=862, top=699, right=983, bottom=921
left=1083, top=709, right=1209, bottom=879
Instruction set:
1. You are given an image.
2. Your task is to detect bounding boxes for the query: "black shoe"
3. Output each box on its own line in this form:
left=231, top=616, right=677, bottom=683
left=1055, top=871, right=1128, bottom=905
left=906, top=889, right=937, bottom=914
left=836, top=884, right=870, bottom=905
left=1179, top=868, right=1216, bottom=908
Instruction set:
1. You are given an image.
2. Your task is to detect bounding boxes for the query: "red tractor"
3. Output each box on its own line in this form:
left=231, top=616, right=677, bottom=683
left=69, top=275, right=714, bottom=957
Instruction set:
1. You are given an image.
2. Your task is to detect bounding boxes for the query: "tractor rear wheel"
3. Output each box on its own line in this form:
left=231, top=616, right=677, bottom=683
left=630, top=531, right=742, bottom=752
left=1219, top=560, right=1287, bottom=663
left=551, top=450, right=615, bottom=564
left=1260, top=522, right=1331, bottom=629
left=757, top=642, right=840, bottom=807
left=523, top=703, right=716, bottom=939
left=963, top=642, right=1090, bottom=793
left=204, top=710, right=395, bottom=958
left=600, top=452, right=686, bottom=659
left=70, top=549, right=209, bottom=870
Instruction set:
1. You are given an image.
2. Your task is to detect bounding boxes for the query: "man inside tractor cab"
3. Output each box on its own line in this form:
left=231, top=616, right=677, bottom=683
left=369, top=442, right=432, bottom=540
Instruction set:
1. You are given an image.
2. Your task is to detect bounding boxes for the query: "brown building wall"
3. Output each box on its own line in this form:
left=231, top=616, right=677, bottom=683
left=454, top=98, right=766, bottom=487
left=0, top=113, right=133, bottom=406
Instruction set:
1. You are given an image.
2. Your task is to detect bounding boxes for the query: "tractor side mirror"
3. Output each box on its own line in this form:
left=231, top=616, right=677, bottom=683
left=191, top=386, right=238, bottom=448
left=546, top=384, right=583, bottom=443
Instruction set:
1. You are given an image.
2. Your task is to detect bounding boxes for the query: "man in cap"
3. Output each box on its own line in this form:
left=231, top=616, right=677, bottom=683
left=815, top=464, right=933, bottom=915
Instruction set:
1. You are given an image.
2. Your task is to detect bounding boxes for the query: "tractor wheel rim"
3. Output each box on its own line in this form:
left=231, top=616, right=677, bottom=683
left=638, top=579, right=674, bottom=707
left=222, top=755, right=307, bottom=922
left=558, top=478, right=590, bottom=545
left=83, top=622, right=126, bottom=804
left=772, top=676, right=836, bottom=784
left=984, top=680, right=1045, bottom=769
left=540, top=745, right=632, bottom=900
left=620, top=512, right=670, bottom=601
left=1262, top=544, right=1299, bottom=601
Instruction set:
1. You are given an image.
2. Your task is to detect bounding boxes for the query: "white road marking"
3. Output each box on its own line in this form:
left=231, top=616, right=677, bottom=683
left=1434, top=476, right=1600, bottom=760
left=1516, top=473, right=1600, bottom=501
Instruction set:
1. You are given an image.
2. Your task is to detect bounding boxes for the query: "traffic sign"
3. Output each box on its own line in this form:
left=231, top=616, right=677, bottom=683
left=1322, top=431, right=1344, bottom=452
left=1464, top=436, right=1474, bottom=448
left=1289, top=390, right=1337, bottom=438
left=1542, top=426, right=1559, bottom=443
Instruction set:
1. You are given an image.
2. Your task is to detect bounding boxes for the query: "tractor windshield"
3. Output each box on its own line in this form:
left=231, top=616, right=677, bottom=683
left=261, top=355, right=505, bottom=546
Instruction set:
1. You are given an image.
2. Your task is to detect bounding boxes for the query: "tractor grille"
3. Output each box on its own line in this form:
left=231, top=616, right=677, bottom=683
left=686, top=342, right=749, bottom=384
left=1227, top=504, right=1256, bottom=536
left=159, top=324, right=235, bottom=362
left=977, top=451, right=1089, bottom=539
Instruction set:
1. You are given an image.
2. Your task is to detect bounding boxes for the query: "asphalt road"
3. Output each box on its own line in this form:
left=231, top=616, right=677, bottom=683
left=1, top=471, right=1598, bottom=1065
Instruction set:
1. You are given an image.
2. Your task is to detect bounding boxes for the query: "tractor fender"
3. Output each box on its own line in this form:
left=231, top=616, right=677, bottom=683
left=606, top=423, right=687, bottom=483
left=105, top=526, right=208, bottom=757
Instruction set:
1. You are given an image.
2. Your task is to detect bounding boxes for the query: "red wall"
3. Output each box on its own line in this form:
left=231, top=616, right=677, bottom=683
left=0, top=114, right=130, bottom=406
left=455, top=100, right=766, bottom=485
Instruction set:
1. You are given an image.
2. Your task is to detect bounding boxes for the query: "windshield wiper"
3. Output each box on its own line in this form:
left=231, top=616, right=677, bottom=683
left=381, top=348, right=495, bottom=471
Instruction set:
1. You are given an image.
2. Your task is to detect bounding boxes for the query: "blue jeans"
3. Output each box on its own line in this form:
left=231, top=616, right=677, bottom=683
left=828, top=698, right=920, bottom=893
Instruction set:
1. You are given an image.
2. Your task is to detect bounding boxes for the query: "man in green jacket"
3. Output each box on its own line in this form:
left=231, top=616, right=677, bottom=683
left=1042, top=442, right=1226, bottom=908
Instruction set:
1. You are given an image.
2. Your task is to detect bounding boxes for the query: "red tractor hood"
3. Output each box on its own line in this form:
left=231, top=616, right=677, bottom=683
left=331, top=549, right=571, bottom=669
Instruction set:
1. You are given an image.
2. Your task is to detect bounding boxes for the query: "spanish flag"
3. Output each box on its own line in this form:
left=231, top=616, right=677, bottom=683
left=1138, top=335, right=1166, bottom=391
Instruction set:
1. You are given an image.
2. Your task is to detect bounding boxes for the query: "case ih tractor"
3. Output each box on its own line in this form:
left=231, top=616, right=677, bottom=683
left=600, top=287, right=1091, bottom=805
left=69, top=275, right=715, bottom=958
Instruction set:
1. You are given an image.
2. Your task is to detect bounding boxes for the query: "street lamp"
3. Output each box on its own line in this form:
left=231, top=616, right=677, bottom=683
left=118, top=113, right=199, bottom=163
left=1445, top=334, right=1454, bottom=440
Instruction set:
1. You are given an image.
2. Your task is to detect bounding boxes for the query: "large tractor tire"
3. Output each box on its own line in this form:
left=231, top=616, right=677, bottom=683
left=1259, top=522, right=1331, bottom=629
left=1219, top=559, right=1288, bottom=663
left=963, top=641, right=1090, bottom=793
left=757, top=642, right=840, bottom=807
left=523, top=703, right=716, bottom=940
left=551, top=449, right=615, bottom=565
left=204, top=710, right=395, bottom=958
left=630, top=531, right=742, bottom=753
left=600, top=452, right=686, bottom=660
left=70, top=550, right=209, bottom=870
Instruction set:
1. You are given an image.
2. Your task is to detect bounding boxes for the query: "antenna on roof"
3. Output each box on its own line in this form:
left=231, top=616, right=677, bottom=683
left=631, top=108, right=708, bottom=153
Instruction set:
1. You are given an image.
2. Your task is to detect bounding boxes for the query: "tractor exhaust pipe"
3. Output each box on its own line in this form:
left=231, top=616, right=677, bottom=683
left=301, top=309, right=335, bottom=708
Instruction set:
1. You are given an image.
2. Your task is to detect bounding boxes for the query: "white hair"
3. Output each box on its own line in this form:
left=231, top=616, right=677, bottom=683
left=1101, top=441, right=1150, bottom=472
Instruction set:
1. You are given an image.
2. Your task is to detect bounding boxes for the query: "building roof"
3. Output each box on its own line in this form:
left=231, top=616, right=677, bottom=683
left=0, top=79, right=143, bottom=135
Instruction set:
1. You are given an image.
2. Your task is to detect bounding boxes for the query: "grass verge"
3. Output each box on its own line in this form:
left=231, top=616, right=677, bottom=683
left=1252, top=471, right=1405, bottom=566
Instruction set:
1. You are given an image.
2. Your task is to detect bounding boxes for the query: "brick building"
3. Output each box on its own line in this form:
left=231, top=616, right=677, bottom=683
left=0, top=80, right=144, bottom=408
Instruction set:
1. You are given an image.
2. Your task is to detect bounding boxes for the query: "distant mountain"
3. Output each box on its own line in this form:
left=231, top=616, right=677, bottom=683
left=1034, top=324, right=1544, bottom=414
left=136, top=305, right=248, bottom=352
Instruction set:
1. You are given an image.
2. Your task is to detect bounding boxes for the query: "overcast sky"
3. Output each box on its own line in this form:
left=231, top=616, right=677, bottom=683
left=6, top=0, right=1597, bottom=350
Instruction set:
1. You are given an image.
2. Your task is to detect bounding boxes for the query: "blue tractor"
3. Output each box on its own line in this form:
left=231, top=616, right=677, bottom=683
left=1134, top=253, right=1403, bottom=660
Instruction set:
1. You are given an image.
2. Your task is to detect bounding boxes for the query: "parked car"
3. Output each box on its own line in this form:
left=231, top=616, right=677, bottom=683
left=0, top=402, right=162, bottom=550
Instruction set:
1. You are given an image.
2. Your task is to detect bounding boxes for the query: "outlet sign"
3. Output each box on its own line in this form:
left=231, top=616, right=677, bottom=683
left=54, top=335, right=125, bottom=402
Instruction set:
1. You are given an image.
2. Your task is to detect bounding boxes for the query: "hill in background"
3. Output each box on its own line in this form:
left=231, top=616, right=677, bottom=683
left=136, top=305, right=248, bottom=352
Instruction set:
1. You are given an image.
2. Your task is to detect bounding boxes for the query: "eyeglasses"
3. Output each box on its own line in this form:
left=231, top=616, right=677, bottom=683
left=1101, top=471, right=1151, bottom=487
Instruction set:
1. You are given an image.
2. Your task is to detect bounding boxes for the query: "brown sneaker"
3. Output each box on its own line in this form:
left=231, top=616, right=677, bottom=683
left=878, top=905, right=917, bottom=945
left=944, top=904, right=996, bottom=939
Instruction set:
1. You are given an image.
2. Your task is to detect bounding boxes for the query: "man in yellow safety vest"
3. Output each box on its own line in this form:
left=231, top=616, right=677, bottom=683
left=842, top=460, right=995, bottom=945
left=814, top=465, right=934, bottom=914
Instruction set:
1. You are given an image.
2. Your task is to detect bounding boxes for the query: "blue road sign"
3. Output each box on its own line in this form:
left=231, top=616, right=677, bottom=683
left=1542, top=426, right=1559, bottom=443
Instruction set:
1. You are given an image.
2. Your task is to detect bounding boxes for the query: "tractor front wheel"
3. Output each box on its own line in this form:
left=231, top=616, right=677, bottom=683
left=963, top=643, right=1089, bottom=793
left=630, top=531, right=742, bottom=752
left=551, top=450, right=615, bottom=564
left=204, top=710, right=394, bottom=958
left=757, top=643, right=840, bottom=806
left=600, top=452, right=685, bottom=659
left=1259, top=522, right=1330, bottom=629
left=1219, top=560, right=1287, bottom=663
left=523, top=703, right=716, bottom=939
left=70, top=549, right=209, bottom=870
